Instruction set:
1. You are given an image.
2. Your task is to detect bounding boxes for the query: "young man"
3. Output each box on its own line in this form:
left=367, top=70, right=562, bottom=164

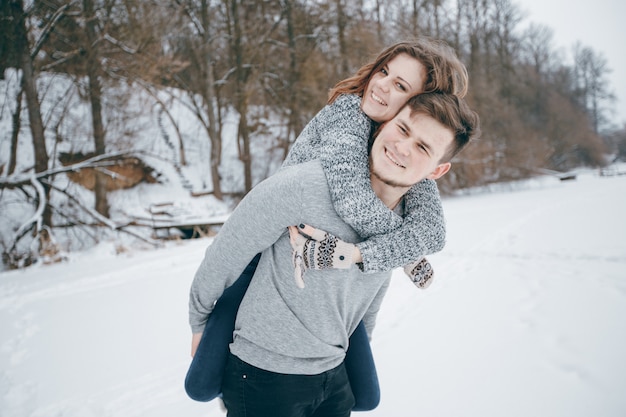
left=189, top=92, right=480, bottom=417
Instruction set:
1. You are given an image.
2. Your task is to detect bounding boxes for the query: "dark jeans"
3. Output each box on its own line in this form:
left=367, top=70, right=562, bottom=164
left=222, top=353, right=355, bottom=417
left=185, top=254, right=380, bottom=411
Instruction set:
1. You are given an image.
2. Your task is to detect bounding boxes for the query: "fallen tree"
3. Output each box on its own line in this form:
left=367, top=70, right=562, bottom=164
left=0, top=151, right=162, bottom=269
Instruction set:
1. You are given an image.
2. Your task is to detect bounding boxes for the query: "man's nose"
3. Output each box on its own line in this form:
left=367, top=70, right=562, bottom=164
left=394, top=139, right=411, bottom=156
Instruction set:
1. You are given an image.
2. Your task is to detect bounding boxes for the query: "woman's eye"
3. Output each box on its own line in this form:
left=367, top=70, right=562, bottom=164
left=381, top=68, right=388, bottom=75
left=396, top=83, right=407, bottom=92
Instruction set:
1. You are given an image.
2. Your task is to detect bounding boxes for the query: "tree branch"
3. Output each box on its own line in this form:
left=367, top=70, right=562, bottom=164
left=0, top=151, right=137, bottom=188
left=40, top=49, right=84, bottom=71
left=44, top=180, right=161, bottom=247
left=9, top=176, right=46, bottom=254
left=103, top=33, right=138, bottom=54
left=31, top=3, right=73, bottom=59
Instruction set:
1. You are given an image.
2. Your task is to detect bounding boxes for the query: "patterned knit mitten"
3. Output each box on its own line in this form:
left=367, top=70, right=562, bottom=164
left=403, top=257, right=434, bottom=289
left=289, top=226, right=354, bottom=288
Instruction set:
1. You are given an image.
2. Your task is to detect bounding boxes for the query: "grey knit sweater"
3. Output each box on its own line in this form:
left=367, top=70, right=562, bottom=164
left=189, top=161, right=391, bottom=375
left=283, top=94, right=446, bottom=272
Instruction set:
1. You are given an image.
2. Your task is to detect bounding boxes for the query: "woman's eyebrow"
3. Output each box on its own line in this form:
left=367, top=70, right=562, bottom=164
left=396, top=76, right=412, bottom=90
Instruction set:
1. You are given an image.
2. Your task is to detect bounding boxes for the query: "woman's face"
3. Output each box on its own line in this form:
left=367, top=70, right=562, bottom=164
left=361, top=53, right=427, bottom=123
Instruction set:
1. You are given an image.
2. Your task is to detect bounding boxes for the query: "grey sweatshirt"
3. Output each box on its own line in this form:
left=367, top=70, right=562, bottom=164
left=189, top=161, right=391, bottom=375
left=283, top=94, right=446, bottom=272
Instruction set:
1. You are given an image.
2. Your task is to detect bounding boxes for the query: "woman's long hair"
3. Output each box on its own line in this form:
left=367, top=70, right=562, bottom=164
left=328, top=38, right=468, bottom=104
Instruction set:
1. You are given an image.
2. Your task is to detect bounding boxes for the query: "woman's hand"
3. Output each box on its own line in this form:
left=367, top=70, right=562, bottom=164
left=288, top=224, right=361, bottom=288
left=403, top=257, right=434, bottom=289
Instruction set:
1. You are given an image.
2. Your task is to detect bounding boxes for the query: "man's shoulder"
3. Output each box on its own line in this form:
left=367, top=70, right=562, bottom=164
left=260, top=160, right=327, bottom=191
left=276, top=159, right=324, bottom=176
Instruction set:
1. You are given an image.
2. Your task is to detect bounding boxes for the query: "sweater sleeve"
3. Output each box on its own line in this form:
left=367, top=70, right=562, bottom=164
left=315, top=94, right=403, bottom=239
left=189, top=170, right=306, bottom=333
left=356, top=178, right=446, bottom=272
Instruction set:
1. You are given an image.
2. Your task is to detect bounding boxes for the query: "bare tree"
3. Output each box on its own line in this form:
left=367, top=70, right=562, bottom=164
left=573, top=43, right=615, bottom=133
left=7, top=87, right=23, bottom=176
left=172, top=0, right=228, bottom=200
left=459, top=0, right=489, bottom=75
left=521, top=23, right=555, bottom=76
left=279, top=0, right=308, bottom=159
left=335, top=0, right=350, bottom=75
left=490, top=0, right=523, bottom=102
left=83, top=0, right=110, bottom=217
left=8, top=0, right=52, bottom=227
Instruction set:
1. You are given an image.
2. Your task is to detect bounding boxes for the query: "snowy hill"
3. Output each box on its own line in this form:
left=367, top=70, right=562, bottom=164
left=1, top=168, right=625, bottom=416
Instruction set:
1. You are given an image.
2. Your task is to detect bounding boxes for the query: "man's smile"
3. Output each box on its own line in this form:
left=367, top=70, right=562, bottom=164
left=384, top=147, right=406, bottom=168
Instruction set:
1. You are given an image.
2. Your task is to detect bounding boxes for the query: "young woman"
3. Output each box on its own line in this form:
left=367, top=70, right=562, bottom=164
left=186, top=38, right=468, bottom=410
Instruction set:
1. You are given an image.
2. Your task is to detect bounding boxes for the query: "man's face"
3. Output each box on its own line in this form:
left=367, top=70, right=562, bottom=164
left=370, top=106, right=453, bottom=189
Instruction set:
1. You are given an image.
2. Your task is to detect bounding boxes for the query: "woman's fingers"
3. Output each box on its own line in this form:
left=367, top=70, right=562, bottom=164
left=298, top=223, right=327, bottom=241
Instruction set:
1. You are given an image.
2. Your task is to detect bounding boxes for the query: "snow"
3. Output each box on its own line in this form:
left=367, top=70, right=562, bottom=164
left=1, top=169, right=625, bottom=417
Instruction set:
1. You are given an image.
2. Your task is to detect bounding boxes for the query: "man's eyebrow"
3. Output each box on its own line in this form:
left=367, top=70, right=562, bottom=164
left=397, top=118, right=412, bottom=133
left=417, top=133, right=434, bottom=154
left=401, top=117, right=433, bottom=154
left=420, top=138, right=433, bottom=154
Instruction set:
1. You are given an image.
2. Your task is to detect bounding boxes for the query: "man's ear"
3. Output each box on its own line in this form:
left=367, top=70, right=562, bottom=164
left=427, top=162, right=451, bottom=180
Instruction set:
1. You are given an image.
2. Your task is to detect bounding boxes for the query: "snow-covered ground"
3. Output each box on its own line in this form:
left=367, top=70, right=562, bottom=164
left=1, top=169, right=625, bottom=417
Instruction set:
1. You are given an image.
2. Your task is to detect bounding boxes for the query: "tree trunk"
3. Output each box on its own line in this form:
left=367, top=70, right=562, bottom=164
left=14, top=0, right=52, bottom=227
left=8, top=87, right=23, bottom=176
left=335, top=0, right=349, bottom=75
left=433, top=0, right=441, bottom=38
left=229, top=0, right=253, bottom=193
left=412, top=0, right=420, bottom=36
left=83, top=0, right=109, bottom=217
left=200, top=0, right=223, bottom=200
left=375, top=0, right=383, bottom=43
left=282, top=0, right=303, bottom=160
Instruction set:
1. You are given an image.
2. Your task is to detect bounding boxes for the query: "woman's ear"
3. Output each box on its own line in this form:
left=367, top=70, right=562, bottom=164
left=426, top=162, right=451, bottom=180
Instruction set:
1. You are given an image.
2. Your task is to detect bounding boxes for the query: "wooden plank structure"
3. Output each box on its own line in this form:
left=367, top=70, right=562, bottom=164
left=145, top=202, right=230, bottom=239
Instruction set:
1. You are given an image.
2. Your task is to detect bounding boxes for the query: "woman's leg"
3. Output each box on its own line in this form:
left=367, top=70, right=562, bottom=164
left=344, top=320, right=380, bottom=411
left=184, top=254, right=261, bottom=402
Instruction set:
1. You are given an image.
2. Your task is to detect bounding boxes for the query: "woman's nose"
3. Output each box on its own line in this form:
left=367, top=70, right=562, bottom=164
left=377, top=77, right=391, bottom=92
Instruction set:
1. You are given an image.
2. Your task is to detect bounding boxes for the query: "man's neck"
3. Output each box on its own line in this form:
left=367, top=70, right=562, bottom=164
left=370, top=177, right=410, bottom=210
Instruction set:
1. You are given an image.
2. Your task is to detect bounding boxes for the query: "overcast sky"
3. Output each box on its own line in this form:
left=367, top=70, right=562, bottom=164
left=517, top=0, right=626, bottom=128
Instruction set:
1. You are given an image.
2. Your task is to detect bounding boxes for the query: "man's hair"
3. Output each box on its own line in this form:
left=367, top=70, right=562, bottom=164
left=328, top=38, right=468, bottom=104
left=405, top=92, right=480, bottom=162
